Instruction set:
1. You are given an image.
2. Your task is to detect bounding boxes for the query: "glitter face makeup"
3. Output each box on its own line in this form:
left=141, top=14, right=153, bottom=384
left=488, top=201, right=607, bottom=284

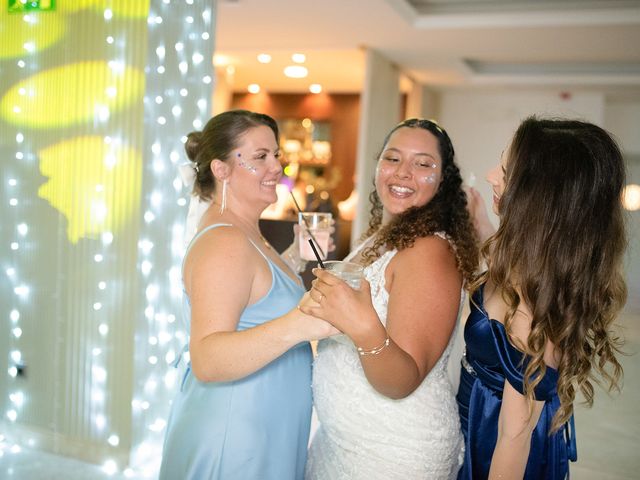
left=419, top=170, right=439, bottom=184
left=235, top=152, right=258, bottom=174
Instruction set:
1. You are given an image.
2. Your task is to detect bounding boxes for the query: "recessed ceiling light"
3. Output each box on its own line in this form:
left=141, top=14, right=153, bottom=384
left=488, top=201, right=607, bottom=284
left=257, top=53, right=271, bottom=64
left=292, top=53, right=306, bottom=64
left=309, top=84, right=322, bottom=94
left=284, top=65, right=308, bottom=78
left=247, top=84, right=260, bottom=94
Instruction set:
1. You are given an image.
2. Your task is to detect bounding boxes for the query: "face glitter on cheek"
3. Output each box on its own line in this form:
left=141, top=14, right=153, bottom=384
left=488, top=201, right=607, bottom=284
left=235, top=153, right=258, bottom=174
left=418, top=171, right=439, bottom=184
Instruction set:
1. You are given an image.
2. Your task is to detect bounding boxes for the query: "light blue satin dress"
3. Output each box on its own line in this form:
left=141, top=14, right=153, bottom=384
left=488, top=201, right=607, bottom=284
left=159, top=224, right=313, bottom=480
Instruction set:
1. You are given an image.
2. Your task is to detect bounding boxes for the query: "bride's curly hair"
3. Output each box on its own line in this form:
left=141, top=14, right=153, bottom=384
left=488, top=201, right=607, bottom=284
left=474, top=116, right=627, bottom=432
left=361, top=118, right=478, bottom=287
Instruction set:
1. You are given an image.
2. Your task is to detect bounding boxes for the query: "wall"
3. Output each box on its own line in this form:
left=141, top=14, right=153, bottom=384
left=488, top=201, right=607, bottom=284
left=232, top=92, right=360, bottom=202
left=438, top=88, right=639, bottom=311
left=606, top=99, right=640, bottom=311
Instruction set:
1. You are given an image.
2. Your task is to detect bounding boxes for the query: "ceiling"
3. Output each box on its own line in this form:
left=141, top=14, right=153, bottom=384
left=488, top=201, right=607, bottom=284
left=214, top=0, right=640, bottom=98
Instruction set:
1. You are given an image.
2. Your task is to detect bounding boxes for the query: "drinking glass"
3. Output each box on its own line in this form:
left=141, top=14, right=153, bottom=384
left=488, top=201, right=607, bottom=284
left=323, top=260, right=364, bottom=290
left=298, top=212, right=332, bottom=261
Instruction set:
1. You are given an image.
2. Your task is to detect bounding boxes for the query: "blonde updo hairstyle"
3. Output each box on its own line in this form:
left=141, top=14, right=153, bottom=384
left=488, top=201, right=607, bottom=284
left=185, top=109, right=279, bottom=200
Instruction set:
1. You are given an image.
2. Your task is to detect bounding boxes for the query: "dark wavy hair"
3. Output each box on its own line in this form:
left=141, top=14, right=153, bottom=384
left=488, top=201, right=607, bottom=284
left=361, top=118, right=478, bottom=286
left=184, top=110, right=279, bottom=200
left=474, top=116, right=627, bottom=432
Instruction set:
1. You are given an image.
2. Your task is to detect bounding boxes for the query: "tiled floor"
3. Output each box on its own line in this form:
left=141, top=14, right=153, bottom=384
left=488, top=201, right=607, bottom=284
left=1, top=310, right=639, bottom=479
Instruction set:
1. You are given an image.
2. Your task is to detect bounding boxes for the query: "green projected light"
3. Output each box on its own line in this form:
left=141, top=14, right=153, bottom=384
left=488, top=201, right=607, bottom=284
left=8, top=0, right=56, bottom=13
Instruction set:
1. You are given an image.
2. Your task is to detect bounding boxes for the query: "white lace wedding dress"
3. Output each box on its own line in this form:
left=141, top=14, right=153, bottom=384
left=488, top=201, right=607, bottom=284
left=305, top=237, right=464, bottom=480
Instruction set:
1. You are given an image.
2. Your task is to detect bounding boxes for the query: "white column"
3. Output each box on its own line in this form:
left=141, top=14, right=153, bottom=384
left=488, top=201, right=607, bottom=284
left=405, top=79, right=438, bottom=120
left=352, top=48, right=401, bottom=246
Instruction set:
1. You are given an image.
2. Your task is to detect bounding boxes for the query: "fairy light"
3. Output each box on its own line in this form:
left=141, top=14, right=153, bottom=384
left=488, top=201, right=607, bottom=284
left=0, top=1, right=214, bottom=478
left=128, top=1, right=215, bottom=477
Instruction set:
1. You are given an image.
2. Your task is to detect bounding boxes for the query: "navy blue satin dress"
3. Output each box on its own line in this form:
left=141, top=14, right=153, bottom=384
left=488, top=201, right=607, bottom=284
left=456, top=284, right=577, bottom=479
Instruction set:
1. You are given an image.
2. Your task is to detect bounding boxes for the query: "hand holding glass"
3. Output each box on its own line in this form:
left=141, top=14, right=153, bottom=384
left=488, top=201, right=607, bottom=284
left=323, top=261, right=364, bottom=290
left=298, top=212, right=332, bottom=261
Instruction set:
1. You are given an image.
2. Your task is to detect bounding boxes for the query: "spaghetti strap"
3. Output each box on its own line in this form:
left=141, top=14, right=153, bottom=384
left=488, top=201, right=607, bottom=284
left=186, top=223, right=233, bottom=255
left=182, top=223, right=277, bottom=279
left=182, top=223, right=232, bottom=276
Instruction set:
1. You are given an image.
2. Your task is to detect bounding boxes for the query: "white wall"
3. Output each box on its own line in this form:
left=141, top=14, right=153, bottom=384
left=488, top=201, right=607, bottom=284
left=440, top=89, right=605, bottom=224
left=438, top=89, right=639, bottom=311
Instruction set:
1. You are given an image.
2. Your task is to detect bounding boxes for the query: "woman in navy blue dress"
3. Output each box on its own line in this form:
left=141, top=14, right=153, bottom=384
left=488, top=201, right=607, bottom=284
left=457, top=117, right=627, bottom=479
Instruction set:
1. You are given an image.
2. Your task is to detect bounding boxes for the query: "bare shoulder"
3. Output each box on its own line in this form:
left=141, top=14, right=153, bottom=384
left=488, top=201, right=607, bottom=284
left=387, top=235, right=460, bottom=292
left=184, top=225, right=256, bottom=280
left=511, top=300, right=559, bottom=368
left=393, top=234, right=456, bottom=267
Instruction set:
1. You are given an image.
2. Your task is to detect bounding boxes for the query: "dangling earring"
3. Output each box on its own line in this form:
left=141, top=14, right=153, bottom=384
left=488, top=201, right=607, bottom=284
left=220, top=179, right=228, bottom=214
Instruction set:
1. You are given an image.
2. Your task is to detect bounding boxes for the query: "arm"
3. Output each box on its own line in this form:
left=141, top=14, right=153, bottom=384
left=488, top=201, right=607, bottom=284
left=302, top=236, right=462, bottom=399
left=185, top=227, right=335, bottom=383
left=488, top=381, right=544, bottom=479
left=281, top=224, right=308, bottom=273
left=465, top=186, right=496, bottom=243
left=486, top=298, right=558, bottom=479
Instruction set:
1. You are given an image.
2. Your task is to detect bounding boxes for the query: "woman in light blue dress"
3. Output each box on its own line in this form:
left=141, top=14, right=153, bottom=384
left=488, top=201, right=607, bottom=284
left=159, top=110, right=335, bottom=480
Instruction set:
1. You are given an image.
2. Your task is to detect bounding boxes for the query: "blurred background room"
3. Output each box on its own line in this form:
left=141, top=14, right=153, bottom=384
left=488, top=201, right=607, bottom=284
left=0, top=0, right=639, bottom=478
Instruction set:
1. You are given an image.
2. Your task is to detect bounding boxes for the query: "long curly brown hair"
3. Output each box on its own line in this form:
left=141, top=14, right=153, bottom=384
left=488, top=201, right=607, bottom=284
left=361, top=118, right=478, bottom=287
left=474, top=116, right=627, bottom=432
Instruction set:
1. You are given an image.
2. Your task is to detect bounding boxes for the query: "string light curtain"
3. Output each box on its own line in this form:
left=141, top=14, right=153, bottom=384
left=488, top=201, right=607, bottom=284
left=0, top=1, right=215, bottom=477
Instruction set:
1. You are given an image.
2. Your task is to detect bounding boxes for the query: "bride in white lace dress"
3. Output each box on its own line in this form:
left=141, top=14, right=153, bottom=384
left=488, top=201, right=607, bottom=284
left=300, top=119, right=479, bottom=479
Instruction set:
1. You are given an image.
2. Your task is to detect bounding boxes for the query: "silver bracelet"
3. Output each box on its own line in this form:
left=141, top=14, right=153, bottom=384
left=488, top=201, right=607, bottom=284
left=357, top=336, right=390, bottom=356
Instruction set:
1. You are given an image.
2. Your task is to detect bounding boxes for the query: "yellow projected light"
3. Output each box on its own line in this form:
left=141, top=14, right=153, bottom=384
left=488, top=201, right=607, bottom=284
left=96, top=0, right=150, bottom=18
left=38, top=136, right=143, bottom=244
left=0, top=9, right=65, bottom=59
left=57, top=0, right=149, bottom=17
left=1, top=61, right=145, bottom=128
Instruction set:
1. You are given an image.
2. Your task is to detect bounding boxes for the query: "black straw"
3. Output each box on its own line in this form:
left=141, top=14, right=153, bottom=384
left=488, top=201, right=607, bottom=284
left=289, top=191, right=326, bottom=258
left=308, top=239, right=325, bottom=269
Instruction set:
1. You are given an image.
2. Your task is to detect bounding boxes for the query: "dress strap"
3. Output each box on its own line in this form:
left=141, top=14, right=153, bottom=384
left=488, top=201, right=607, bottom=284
left=344, top=235, right=375, bottom=261
left=186, top=223, right=233, bottom=253
left=181, top=223, right=233, bottom=277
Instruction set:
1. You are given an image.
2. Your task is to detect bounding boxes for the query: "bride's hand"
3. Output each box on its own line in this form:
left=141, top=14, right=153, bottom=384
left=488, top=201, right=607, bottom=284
left=295, top=292, right=340, bottom=340
left=300, top=269, right=377, bottom=342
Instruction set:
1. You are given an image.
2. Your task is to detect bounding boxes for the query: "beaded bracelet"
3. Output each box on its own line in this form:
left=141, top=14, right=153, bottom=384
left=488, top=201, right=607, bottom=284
left=357, top=336, right=390, bottom=356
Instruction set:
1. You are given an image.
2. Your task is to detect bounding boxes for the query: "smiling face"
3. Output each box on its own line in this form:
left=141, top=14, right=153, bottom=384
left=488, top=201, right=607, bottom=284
left=228, top=124, right=282, bottom=207
left=486, top=144, right=509, bottom=215
left=375, top=126, right=443, bottom=220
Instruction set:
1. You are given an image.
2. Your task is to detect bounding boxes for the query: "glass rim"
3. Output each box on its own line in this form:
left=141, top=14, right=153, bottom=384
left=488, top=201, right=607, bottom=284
left=323, top=260, right=363, bottom=271
left=298, top=212, right=332, bottom=218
